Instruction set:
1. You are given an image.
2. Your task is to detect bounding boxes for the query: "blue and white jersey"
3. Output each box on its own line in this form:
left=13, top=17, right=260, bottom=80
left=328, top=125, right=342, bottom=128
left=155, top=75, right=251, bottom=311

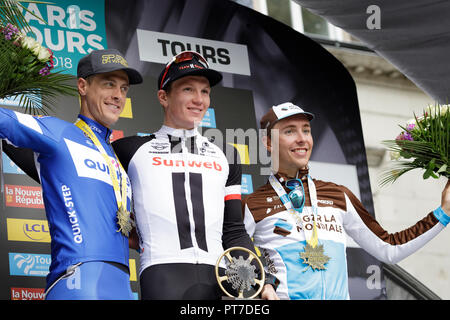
left=0, top=109, right=132, bottom=289
left=243, top=172, right=448, bottom=300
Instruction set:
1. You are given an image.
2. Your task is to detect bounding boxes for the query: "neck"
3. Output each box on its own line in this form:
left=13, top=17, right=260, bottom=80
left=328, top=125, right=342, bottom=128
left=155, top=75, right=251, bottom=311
left=276, top=167, right=309, bottom=180
left=79, top=108, right=111, bottom=128
left=78, top=114, right=107, bottom=128
left=160, top=124, right=198, bottom=138
left=278, top=169, right=298, bottom=179
left=78, top=114, right=112, bottom=142
left=163, top=117, right=198, bottom=131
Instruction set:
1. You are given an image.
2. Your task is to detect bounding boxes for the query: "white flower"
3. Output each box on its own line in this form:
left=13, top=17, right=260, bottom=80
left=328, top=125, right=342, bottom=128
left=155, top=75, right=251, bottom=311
left=31, top=43, right=42, bottom=56
left=19, top=36, right=52, bottom=62
left=21, top=36, right=41, bottom=55
left=423, top=104, right=449, bottom=118
left=390, top=151, right=401, bottom=161
left=37, top=46, right=51, bottom=62
left=406, top=118, right=417, bottom=126
left=427, top=105, right=437, bottom=115
left=20, top=35, right=34, bottom=49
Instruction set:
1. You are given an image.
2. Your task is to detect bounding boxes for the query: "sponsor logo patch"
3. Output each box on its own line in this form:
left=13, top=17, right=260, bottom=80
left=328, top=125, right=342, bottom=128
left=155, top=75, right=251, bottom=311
left=4, top=184, right=44, bottom=209
left=7, top=218, right=50, bottom=243
left=9, top=253, right=50, bottom=277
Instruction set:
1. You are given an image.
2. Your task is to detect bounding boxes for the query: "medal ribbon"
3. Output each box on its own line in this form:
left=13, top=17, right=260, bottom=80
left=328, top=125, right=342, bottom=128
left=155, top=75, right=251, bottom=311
left=306, top=175, right=319, bottom=248
left=75, top=119, right=128, bottom=211
left=269, top=173, right=319, bottom=248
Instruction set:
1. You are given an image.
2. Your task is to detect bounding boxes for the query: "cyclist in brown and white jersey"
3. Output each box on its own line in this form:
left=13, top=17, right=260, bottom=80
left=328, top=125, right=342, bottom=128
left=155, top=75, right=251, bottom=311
left=243, top=102, right=450, bottom=300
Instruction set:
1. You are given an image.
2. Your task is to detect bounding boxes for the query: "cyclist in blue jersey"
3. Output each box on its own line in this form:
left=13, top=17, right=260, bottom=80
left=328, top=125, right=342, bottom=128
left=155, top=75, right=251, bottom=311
left=243, top=102, right=450, bottom=299
left=0, top=49, right=143, bottom=300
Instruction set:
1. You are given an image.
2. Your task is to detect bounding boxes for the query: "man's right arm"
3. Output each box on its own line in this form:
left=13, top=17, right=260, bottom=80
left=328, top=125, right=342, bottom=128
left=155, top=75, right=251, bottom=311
left=0, top=108, right=56, bottom=152
left=0, top=108, right=58, bottom=184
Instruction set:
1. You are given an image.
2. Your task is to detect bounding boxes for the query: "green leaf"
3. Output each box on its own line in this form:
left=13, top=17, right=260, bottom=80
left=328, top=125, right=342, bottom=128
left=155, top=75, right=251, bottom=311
left=0, top=0, right=50, bottom=31
left=423, top=167, right=433, bottom=179
left=23, top=55, right=35, bottom=64
left=437, top=164, right=447, bottom=174
left=428, top=158, right=436, bottom=170
left=399, top=150, right=412, bottom=159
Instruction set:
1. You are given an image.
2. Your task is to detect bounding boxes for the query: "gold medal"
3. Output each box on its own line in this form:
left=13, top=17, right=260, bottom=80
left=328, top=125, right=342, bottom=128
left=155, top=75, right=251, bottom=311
left=75, top=119, right=132, bottom=237
left=116, top=206, right=134, bottom=237
left=269, top=173, right=332, bottom=272
left=300, top=243, right=330, bottom=272
left=300, top=220, right=330, bottom=271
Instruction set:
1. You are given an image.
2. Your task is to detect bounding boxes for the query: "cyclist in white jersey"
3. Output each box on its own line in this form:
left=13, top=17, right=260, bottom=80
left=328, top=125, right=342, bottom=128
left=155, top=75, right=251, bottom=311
left=113, top=51, right=279, bottom=300
left=242, top=102, right=450, bottom=300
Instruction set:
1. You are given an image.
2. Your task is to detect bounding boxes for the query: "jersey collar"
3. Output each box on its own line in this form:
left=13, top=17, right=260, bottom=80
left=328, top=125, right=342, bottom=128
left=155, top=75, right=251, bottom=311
left=273, top=167, right=310, bottom=184
left=158, top=125, right=199, bottom=138
left=77, top=114, right=112, bottom=143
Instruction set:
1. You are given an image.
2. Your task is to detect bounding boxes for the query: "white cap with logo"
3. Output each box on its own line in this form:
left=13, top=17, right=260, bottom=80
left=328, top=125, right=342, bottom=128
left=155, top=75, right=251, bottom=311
left=260, top=102, right=315, bottom=131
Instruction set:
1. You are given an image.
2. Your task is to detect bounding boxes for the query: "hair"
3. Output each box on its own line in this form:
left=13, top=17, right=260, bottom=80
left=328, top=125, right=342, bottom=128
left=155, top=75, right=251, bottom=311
left=163, top=81, right=172, bottom=94
left=77, top=76, right=92, bottom=97
left=85, top=75, right=94, bottom=84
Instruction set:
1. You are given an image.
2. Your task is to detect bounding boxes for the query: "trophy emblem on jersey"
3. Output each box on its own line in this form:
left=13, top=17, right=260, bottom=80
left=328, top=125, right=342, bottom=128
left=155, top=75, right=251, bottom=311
left=215, top=247, right=265, bottom=299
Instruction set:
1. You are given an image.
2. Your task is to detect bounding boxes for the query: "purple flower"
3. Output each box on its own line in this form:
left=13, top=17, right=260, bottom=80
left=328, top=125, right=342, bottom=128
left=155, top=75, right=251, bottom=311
left=403, top=132, right=413, bottom=141
left=406, top=123, right=415, bottom=131
left=39, top=66, right=51, bottom=76
left=396, top=132, right=414, bottom=141
left=2, top=23, right=19, bottom=41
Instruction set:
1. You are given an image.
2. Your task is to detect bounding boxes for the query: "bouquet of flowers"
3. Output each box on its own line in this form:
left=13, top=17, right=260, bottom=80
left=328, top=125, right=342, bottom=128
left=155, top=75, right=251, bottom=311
left=380, top=104, right=449, bottom=186
left=1, top=0, right=77, bottom=114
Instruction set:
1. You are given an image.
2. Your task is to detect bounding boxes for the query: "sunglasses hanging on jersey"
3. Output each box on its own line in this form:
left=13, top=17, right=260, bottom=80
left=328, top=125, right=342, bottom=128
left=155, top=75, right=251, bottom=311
left=285, top=178, right=305, bottom=213
left=159, top=51, right=210, bottom=90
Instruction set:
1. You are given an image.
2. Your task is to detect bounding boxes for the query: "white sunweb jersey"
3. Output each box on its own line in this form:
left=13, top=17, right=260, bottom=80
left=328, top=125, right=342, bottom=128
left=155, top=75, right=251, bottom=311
left=0, top=110, right=132, bottom=290
left=113, top=125, right=257, bottom=275
left=243, top=170, right=449, bottom=300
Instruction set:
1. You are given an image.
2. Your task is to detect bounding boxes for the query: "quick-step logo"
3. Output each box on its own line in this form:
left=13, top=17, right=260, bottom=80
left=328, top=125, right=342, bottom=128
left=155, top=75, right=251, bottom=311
left=64, top=138, right=131, bottom=198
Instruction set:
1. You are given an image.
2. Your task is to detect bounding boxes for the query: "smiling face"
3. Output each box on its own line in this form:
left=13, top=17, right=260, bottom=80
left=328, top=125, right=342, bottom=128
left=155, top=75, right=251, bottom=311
left=265, top=114, right=313, bottom=177
left=78, top=70, right=130, bottom=128
left=158, top=75, right=211, bottom=130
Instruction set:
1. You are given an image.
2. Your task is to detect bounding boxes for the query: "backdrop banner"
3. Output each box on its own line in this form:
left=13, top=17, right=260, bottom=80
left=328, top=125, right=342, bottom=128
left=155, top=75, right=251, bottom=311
left=0, top=0, right=385, bottom=300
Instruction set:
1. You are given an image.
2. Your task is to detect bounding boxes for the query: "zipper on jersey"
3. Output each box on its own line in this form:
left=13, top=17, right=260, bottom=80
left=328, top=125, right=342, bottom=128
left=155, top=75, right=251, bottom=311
left=321, top=268, right=326, bottom=299
left=182, top=129, right=200, bottom=264
left=320, top=240, right=326, bottom=299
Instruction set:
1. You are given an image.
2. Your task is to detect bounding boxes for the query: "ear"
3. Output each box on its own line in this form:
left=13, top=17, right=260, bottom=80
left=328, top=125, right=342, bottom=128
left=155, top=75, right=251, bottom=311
left=262, top=134, right=272, bottom=153
left=78, top=78, right=88, bottom=97
left=157, top=89, right=169, bottom=109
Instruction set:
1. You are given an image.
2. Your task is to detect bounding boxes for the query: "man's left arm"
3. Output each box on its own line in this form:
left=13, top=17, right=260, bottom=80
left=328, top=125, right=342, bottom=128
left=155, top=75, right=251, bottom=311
left=222, top=161, right=279, bottom=299
left=344, top=181, right=450, bottom=264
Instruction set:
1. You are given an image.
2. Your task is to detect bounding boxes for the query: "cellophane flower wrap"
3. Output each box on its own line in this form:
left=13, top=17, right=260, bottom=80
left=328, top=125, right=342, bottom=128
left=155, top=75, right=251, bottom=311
left=1, top=0, right=76, bottom=114
left=380, top=104, right=449, bottom=186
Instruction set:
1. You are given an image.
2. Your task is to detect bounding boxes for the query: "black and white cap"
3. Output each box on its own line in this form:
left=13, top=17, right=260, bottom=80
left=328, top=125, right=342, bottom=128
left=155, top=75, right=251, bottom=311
left=77, top=49, right=143, bottom=84
left=157, top=51, right=222, bottom=90
left=260, top=102, right=315, bottom=131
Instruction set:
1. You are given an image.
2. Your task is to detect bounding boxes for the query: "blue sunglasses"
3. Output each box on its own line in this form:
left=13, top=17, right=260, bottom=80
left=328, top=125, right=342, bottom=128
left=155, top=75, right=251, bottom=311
left=285, top=179, right=305, bottom=212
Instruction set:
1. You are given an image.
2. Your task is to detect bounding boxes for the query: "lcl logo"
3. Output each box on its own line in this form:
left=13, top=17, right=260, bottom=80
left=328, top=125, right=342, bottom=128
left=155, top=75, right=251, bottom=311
left=23, top=223, right=50, bottom=241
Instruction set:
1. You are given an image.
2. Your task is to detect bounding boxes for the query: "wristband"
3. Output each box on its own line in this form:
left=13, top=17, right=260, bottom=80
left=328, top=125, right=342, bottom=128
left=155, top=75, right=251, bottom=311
left=433, top=206, right=450, bottom=227
left=264, top=272, right=280, bottom=291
